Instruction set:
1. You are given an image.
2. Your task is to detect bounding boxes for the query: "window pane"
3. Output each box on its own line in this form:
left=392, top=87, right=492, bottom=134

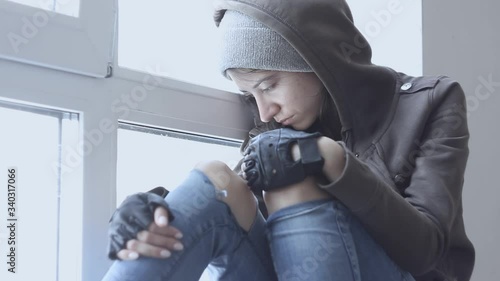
left=118, top=0, right=238, bottom=92
left=116, top=124, right=243, bottom=281
left=116, top=124, right=242, bottom=203
left=0, top=103, right=81, bottom=281
left=7, top=0, right=80, bottom=17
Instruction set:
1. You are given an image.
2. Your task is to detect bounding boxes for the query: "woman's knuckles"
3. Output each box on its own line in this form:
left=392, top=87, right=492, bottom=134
left=137, top=230, right=149, bottom=241
left=126, top=239, right=139, bottom=250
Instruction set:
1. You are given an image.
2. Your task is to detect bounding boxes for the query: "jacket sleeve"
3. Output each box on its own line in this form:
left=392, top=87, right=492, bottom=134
left=319, top=79, right=469, bottom=275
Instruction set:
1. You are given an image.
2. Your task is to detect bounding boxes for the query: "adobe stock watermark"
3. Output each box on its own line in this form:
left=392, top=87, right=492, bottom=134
left=394, top=73, right=499, bottom=180
left=341, top=0, right=414, bottom=62
left=279, top=235, right=338, bottom=281
left=7, top=0, right=75, bottom=54
left=51, top=65, right=169, bottom=176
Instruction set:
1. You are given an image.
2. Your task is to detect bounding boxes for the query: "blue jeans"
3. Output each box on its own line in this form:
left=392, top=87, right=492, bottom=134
left=101, top=169, right=415, bottom=281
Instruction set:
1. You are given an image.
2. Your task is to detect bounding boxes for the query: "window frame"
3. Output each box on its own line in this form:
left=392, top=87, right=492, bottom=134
left=0, top=0, right=116, bottom=77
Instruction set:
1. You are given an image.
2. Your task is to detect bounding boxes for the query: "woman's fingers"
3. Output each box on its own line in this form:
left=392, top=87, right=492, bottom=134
left=124, top=239, right=175, bottom=259
left=154, top=206, right=170, bottom=227
left=244, top=159, right=255, bottom=169
left=137, top=230, right=184, bottom=251
left=117, top=207, right=185, bottom=260
left=239, top=161, right=247, bottom=180
left=116, top=249, right=140, bottom=261
left=152, top=206, right=183, bottom=238
left=152, top=206, right=183, bottom=235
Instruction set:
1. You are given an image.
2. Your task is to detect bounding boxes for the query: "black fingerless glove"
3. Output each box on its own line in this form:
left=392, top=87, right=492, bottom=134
left=243, top=128, right=324, bottom=192
left=107, top=186, right=173, bottom=260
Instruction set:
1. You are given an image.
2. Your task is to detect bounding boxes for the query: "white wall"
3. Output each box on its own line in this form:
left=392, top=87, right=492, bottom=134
left=423, top=0, right=500, bottom=280
left=349, top=0, right=422, bottom=76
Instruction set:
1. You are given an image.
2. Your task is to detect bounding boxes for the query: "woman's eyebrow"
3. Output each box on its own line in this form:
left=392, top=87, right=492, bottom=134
left=252, top=73, right=278, bottom=89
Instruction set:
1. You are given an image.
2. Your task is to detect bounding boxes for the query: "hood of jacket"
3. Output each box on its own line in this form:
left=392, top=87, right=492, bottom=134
left=213, top=0, right=399, bottom=154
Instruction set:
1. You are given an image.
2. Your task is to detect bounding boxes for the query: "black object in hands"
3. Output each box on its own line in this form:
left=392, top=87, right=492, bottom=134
left=243, top=128, right=324, bottom=192
left=107, top=186, right=173, bottom=260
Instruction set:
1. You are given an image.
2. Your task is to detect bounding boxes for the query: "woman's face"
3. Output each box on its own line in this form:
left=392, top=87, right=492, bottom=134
left=227, top=70, right=323, bottom=130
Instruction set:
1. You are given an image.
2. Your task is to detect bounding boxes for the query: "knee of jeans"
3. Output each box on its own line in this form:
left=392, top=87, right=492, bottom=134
left=166, top=168, right=233, bottom=226
left=194, top=160, right=233, bottom=191
left=194, top=160, right=258, bottom=229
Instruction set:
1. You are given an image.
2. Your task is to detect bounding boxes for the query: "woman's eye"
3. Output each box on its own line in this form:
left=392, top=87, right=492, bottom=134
left=262, top=85, right=274, bottom=93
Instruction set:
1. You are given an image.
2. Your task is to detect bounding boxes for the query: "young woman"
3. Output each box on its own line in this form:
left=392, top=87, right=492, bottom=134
left=102, top=1, right=475, bottom=280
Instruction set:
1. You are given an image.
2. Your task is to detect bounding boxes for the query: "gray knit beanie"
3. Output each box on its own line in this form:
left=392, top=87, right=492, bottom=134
left=218, top=10, right=312, bottom=79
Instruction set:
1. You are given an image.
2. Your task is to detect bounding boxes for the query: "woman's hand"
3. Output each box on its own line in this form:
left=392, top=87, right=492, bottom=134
left=241, top=128, right=325, bottom=191
left=240, top=135, right=346, bottom=184
left=107, top=191, right=183, bottom=260
left=116, top=206, right=184, bottom=260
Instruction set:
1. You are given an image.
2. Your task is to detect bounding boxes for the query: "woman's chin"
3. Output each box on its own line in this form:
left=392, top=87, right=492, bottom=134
left=290, top=120, right=314, bottom=131
left=290, top=124, right=306, bottom=131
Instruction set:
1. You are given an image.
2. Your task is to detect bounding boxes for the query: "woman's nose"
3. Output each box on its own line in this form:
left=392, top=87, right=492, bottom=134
left=255, top=96, right=279, bottom=123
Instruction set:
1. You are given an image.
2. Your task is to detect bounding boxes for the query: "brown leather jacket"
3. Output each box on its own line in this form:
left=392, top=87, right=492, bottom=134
left=214, top=1, right=475, bottom=280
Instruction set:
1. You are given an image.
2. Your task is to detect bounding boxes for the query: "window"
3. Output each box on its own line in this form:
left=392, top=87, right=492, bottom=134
left=0, top=102, right=82, bottom=281
left=116, top=123, right=243, bottom=281
left=117, top=0, right=238, bottom=92
left=0, top=0, right=115, bottom=77
left=116, top=123, right=242, bottom=205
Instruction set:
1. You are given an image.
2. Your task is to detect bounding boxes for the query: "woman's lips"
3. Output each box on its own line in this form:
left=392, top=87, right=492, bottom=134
left=281, top=116, right=294, bottom=126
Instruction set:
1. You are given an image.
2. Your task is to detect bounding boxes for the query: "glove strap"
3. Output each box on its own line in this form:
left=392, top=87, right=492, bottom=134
left=298, top=138, right=324, bottom=175
left=148, top=186, right=170, bottom=198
